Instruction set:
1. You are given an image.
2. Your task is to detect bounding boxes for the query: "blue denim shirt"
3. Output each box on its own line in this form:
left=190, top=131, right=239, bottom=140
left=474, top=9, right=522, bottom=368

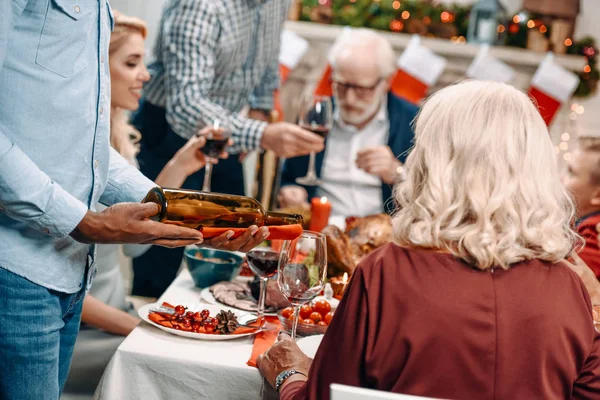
left=0, top=0, right=155, bottom=293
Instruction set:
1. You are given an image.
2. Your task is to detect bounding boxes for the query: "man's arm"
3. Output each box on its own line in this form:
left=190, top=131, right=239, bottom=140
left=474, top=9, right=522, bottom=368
left=0, top=1, right=89, bottom=237
left=99, top=147, right=156, bottom=206
left=162, top=0, right=267, bottom=153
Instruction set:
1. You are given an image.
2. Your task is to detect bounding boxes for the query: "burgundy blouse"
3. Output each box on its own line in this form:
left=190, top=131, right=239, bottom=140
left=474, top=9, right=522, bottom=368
left=281, top=244, right=600, bottom=400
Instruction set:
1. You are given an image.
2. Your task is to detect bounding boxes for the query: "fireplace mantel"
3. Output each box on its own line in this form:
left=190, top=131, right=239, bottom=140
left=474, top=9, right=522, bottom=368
left=279, top=21, right=588, bottom=121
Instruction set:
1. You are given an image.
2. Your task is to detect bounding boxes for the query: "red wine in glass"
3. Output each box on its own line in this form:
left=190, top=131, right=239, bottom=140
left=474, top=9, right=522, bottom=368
left=300, top=125, right=329, bottom=139
left=246, top=249, right=280, bottom=278
left=202, top=138, right=228, bottom=158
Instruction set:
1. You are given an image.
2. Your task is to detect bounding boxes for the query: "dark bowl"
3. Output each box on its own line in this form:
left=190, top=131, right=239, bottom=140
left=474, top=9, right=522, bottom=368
left=184, top=248, right=244, bottom=288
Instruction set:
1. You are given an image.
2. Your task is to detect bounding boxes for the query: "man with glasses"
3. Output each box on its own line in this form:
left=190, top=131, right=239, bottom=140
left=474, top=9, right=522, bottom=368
left=279, top=29, right=418, bottom=222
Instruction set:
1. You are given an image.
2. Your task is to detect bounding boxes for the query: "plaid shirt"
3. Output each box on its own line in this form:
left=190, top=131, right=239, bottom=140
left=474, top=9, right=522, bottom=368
left=144, top=0, right=289, bottom=153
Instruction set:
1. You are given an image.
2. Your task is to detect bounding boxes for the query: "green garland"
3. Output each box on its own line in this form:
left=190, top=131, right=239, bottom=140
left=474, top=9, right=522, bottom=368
left=300, top=0, right=598, bottom=98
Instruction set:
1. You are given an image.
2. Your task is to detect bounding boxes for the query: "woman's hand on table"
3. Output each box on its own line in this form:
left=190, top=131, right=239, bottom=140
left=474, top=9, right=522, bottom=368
left=200, top=225, right=269, bottom=253
left=257, top=332, right=312, bottom=389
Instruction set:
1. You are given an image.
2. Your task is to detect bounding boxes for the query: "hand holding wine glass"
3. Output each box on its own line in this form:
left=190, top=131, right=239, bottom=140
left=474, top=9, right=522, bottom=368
left=295, top=96, right=333, bottom=186
left=278, top=231, right=327, bottom=339
left=200, top=120, right=233, bottom=192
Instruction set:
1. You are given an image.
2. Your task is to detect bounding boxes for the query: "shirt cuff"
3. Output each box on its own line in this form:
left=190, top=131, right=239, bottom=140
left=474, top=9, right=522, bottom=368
left=249, top=94, right=275, bottom=112
left=231, top=119, right=267, bottom=153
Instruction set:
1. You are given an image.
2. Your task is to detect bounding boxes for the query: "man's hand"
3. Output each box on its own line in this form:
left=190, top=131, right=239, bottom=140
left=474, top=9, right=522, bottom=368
left=278, top=185, right=310, bottom=209
left=355, top=146, right=402, bottom=185
left=71, top=203, right=203, bottom=248
left=261, top=122, right=324, bottom=158
left=201, top=225, right=270, bottom=253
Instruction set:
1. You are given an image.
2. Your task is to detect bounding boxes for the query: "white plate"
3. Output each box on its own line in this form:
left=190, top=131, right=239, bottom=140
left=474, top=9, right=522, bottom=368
left=297, top=334, right=324, bottom=358
left=200, top=287, right=278, bottom=317
left=139, top=303, right=259, bottom=341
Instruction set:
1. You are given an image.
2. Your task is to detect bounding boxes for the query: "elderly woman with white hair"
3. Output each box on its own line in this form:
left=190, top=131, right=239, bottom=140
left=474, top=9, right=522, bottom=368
left=258, top=81, right=600, bottom=400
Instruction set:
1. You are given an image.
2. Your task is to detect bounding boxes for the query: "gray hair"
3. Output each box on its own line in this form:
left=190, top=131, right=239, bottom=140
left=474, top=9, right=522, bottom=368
left=330, top=28, right=396, bottom=78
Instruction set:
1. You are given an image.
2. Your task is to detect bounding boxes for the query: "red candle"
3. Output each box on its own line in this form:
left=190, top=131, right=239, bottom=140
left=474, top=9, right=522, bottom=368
left=309, top=196, right=331, bottom=232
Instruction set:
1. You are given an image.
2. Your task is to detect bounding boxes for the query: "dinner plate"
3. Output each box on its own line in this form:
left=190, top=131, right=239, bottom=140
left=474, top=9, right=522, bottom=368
left=297, top=334, right=324, bottom=358
left=200, top=287, right=278, bottom=317
left=139, top=303, right=259, bottom=341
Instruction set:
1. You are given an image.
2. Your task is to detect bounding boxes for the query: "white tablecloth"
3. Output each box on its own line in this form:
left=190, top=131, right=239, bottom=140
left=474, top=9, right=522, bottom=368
left=93, top=269, right=274, bottom=400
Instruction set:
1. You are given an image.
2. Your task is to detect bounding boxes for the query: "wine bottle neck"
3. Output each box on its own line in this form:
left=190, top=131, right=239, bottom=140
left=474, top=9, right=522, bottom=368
left=265, top=211, right=303, bottom=226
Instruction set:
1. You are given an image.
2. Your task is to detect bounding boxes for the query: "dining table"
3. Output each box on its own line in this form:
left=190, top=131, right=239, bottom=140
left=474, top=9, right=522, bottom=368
left=93, top=268, right=279, bottom=400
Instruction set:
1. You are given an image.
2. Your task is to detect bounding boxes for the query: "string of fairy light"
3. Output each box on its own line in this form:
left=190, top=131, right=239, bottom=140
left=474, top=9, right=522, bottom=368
left=555, top=102, right=586, bottom=162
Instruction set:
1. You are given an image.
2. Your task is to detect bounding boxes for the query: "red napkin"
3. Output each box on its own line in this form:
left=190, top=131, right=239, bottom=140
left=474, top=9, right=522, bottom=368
left=201, top=224, right=303, bottom=241
left=247, top=316, right=282, bottom=368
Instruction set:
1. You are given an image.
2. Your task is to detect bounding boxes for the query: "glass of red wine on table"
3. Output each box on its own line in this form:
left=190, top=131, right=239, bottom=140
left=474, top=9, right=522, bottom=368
left=246, top=244, right=283, bottom=328
left=277, top=231, right=327, bottom=340
left=200, top=120, right=232, bottom=192
left=295, top=95, right=333, bottom=186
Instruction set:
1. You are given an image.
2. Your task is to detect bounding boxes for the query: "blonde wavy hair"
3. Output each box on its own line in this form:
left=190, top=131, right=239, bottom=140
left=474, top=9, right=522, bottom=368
left=392, top=80, right=580, bottom=269
left=109, top=10, right=147, bottom=163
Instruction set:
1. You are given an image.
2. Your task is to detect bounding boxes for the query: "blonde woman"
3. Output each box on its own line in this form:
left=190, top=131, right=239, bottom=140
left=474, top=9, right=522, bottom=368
left=63, top=12, right=266, bottom=394
left=257, top=81, right=600, bottom=400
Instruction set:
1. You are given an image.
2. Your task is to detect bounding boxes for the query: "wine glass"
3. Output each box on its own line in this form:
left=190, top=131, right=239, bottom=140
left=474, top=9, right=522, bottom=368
left=295, top=96, right=333, bottom=186
left=246, top=242, right=284, bottom=328
left=277, top=231, right=327, bottom=339
left=201, top=120, right=232, bottom=192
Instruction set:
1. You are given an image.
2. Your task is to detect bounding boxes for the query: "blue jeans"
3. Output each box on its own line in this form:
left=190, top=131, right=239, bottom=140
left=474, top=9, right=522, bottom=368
left=0, top=267, right=86, bottom=399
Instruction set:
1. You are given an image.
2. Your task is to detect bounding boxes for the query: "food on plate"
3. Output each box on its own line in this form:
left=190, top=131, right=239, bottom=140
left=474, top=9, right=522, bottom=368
left=323, top=213, right=392, bottom=277
left=281, top=307, right=293, bottom=319
left=279, top=299, right=335, bottom=328
left=148, top=302, right=241, bottom=334
left=309, top=312, right=322, bottom=323
left=313, top=299, right=331, bottom=316
left=324, top=311, right=334, bottom=325
left=300, top=304, right=313, bottom=320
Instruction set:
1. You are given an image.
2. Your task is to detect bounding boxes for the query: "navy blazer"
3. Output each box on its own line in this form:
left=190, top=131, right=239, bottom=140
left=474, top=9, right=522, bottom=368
left=281, top=92, right=418, bottom=214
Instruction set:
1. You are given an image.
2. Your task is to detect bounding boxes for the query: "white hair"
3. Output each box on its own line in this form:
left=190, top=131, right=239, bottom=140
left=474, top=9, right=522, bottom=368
left=330, top=28, right=396, bottom=78
left=392, top=80, right=580, bottom=269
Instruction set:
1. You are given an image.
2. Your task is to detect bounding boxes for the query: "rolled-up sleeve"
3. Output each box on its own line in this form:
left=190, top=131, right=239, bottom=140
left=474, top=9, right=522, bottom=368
left=0, top=134, right=88, bottom=237
left=99, top=147, right=156, bottom=206
left=162, top=0, right=267, bottom=153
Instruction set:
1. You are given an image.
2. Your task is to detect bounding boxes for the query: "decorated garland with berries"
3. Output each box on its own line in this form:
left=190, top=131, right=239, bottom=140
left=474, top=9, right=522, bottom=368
left=299, top=0, right=598, bottom=97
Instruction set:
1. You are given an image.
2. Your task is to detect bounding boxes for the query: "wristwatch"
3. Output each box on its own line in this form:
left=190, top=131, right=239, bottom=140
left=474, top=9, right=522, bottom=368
left=275, top=369, right=307, bottom=392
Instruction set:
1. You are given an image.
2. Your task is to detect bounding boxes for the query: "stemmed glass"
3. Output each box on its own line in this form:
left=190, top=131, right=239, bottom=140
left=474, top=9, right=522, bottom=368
left=246, top=242, right=284, bottom=328
left=277, top=231, right=327, bottom=339
left=295, top=96, right=333, bottom=186
left=201, top=120, right=232, bottom=192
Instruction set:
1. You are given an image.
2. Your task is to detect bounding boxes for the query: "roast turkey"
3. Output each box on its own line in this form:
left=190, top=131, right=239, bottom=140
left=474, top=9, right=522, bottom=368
left=323, top=214, right=393, bottom=277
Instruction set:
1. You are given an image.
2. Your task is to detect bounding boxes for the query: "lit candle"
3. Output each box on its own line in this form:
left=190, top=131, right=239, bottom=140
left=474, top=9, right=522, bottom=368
left=309, top=196, right=332, bottom=232
left=342, top=272, right=348, bottom=293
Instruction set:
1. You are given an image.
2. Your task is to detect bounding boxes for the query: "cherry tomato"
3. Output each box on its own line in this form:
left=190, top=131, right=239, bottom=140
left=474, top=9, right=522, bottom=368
left=287, top=313, right=296, bottom=321
left=313, top=300, right=331, bottom=317
left=174, top=305, right=186, bottom=315
left=324, top=312, right=334, bottom=325
left=309, top=312, right=322, bottom=323
left=300, top=305, right=313, bottom=320
left=281, top=307, right=294, bottom=319
left=200, top=309, right=210, bottom=320
left=317, top=321, right=327, bottom=327
left=303, top=318, right=315, bottom=325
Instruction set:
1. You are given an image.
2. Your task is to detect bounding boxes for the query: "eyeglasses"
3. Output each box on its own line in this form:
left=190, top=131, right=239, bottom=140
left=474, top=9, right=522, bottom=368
left=332, top=79, right=382, bottom=98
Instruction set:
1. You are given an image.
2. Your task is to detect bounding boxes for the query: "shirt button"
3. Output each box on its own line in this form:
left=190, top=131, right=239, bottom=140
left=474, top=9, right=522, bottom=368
left=42, top=228, right=51, bottom=235
left=99, top=107, right=104, bottom=115
left=94, top=160, right=99, bottom=169
left=101, top=55, right=105, bottom=63
left=74, top=5, right=80, bottom=13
